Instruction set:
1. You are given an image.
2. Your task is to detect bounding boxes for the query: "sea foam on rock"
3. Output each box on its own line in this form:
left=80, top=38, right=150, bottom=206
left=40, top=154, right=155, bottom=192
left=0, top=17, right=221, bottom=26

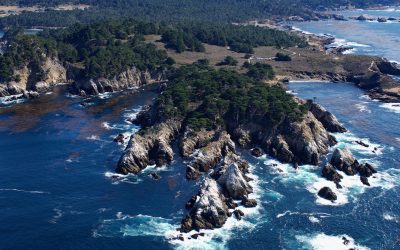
left=116, top=119, right=182, bottom=174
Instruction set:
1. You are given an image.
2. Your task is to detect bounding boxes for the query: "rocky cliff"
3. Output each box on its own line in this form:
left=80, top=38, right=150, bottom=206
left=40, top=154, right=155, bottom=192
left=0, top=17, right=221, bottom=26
left=70, top=66, right=166, bottom=96
left=0, top=57, right=67, bottom=98
left=1, top=59, right=166, bottom=100
left=115, top=94, right=346, bottom=232
left=116, top=119, right=182, bottom=175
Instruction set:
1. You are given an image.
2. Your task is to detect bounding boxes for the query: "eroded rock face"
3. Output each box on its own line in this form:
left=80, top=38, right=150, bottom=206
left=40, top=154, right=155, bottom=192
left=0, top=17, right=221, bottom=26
left=180, top=178, right=229, bottom=233
left=72, top=67, right=165, bottom=96
left=116, top=119, right=181, bottom=174
left=272, top=111, right=336, bottom=165
left=330, top=148, right=357, bottom=175
left=217, top=164, right=253, bottom=200
left=327, top=147, right=377, bottom=185
left=179, top=130, right=216, bottom=157
left=308, top=101, right=347, bottom=133
left=185, top=132, right=236, bottom=180
left=322, top=163, right=343, bottom=183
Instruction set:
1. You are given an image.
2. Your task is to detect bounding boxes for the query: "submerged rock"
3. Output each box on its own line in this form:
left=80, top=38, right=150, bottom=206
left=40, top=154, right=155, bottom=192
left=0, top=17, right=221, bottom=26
left=251, top=147, right=264, bottom=157
left=360, top=176, right=370, bottom=186
left=113, top=133, right=125, bottom=144
left=233, top=209, right=244, bottom=220
left=148, top=172, right=161, bottom=180
left=318, top=187, right=337, bottom=201
left=241, top=197, right=257, bottom=208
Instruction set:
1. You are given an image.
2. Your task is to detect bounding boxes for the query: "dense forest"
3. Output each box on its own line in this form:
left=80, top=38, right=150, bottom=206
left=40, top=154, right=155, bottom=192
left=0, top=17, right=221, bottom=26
left=0, top=19, right=306, bottom=82
left=0, top=20, right=171, bottom=82
left=161, top=23, right=307, bottom=54
left=1, top=0, right=400, bottom=28
left=157, top=63, right=306, bottom=131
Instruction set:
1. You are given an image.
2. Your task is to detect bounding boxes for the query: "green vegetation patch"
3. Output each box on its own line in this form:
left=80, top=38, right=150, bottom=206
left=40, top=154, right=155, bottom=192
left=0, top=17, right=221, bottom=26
left=157, top=63, right=306, bottom=131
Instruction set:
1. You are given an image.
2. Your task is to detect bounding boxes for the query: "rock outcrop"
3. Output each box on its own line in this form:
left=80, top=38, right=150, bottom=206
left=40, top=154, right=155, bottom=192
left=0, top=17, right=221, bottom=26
left=180, top=178, right=229, bottom=232
left=185, top=132, right=236, bottom=180
left=322, top=163, right=343, bottom=184
left=217, top=163, right=253, bottom=200
left=318, top=186, right=337, bottom=201
left=0, top=58, right=68, bottom=98
left=71, top=66, right=165, bottom=96
left=324, top=148, right=377, bottom=185
left=180, top=151, right=255, bottom=232
left=330, top=148, right=358, bottom=175
left=260, top=111, right=337, bottom=166
left=307, top=101, right=347, bottom=133
left=116, top=119, right=181, bottom=174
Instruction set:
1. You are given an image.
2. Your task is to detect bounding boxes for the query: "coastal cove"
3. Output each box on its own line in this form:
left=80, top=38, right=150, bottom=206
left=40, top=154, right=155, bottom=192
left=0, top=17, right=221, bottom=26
left=289, top=7, right=400, bottom=62
left=0, top=4, right=400, bottom=250
left=0, top=79, right=399, bottom=249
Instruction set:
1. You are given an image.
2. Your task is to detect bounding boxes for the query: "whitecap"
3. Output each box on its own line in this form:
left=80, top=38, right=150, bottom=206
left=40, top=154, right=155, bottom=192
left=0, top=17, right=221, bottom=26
left=0, top=94, right=26, bottom=105
left=354, top=102, right=371, bottom=113
left=296, top=233, right=370, bottom=250
left=104, top=171, right=143, bottom=185
left=97, top=92, right=114, bottom=99
left=308, top=216, right=320, bottom=224
left=49, top=208, right=63, bottom=224
left=383, top=212, right=399, bottom=223
left=99, top=163, right=264, bottom=249
left=86, top=135, right=101, bottom=141
left=333, top=132, right=383, bottom=156
left=379, top=103, right=400, bottom=113
left=276, top=210, right=330, bottom=219
left=0, top=188, right=50, bottom=194
left=102, top=121, right=137, bottom=131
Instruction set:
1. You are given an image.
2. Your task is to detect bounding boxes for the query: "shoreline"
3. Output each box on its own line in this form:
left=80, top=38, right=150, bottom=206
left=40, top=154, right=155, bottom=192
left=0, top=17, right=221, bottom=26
left=247, top=15, right=400, bottom=103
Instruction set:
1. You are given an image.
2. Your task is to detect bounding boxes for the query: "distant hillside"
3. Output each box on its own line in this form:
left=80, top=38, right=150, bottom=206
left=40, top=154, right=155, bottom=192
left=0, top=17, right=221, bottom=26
left=1, top=0, right=400, bottom=28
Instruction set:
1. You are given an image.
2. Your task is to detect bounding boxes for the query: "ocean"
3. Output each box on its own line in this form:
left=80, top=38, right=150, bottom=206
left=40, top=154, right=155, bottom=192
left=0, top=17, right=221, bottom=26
left=290, top=7, right=400, bottom=63
left=1, top=8, right=400, bottom=250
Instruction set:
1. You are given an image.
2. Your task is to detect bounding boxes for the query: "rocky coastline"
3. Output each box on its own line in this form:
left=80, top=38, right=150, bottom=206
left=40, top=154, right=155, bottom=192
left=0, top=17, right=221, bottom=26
left=115, top=91, right=348, bottom=234
left=0, top=56, right=167, bottom=102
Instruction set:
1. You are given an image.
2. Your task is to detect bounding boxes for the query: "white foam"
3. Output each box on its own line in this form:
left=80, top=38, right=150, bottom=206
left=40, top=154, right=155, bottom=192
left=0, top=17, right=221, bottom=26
left=0, top=94, right=26, bottom=105
left=276, top=210, right=330, bottom=221
left=265, top=132, right=398, bottom=206
left=104, top=171, right=143, bottom=185
left=97, top=92, right=114, bottom=99
left=49, top=208, right=63, bottom=224
left=86, top=135, right=101, bottom=141
left=123, top=107, right=142, bottom=121
left=355, top=102, right=371, bottom=113
left=379, top=103, right=400, bottom=113
left=291, top=26, right=313, bottom=35
left=98, top=163, right=264, bottom=249
left=333, top=132, right=383, bottom=156
left=0, top=188, right=49, bottom=194
left=101, top=122, right=132, bottom=131
left=296, top=233, right=370, bottom=250
left=308, top=216, right=320, bottom=224
left=383, top=212, right=399, bottom=223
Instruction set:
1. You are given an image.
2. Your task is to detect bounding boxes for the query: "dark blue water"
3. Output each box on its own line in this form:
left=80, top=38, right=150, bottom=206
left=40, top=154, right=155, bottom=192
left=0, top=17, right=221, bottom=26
left=291, top=7, right=400, bottom=62
left=1, top=81, right=399, bottom=249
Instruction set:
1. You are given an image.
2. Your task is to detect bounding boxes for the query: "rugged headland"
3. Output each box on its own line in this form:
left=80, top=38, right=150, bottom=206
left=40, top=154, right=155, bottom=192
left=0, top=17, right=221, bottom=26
left=112, top=64, right=377, bottom=237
